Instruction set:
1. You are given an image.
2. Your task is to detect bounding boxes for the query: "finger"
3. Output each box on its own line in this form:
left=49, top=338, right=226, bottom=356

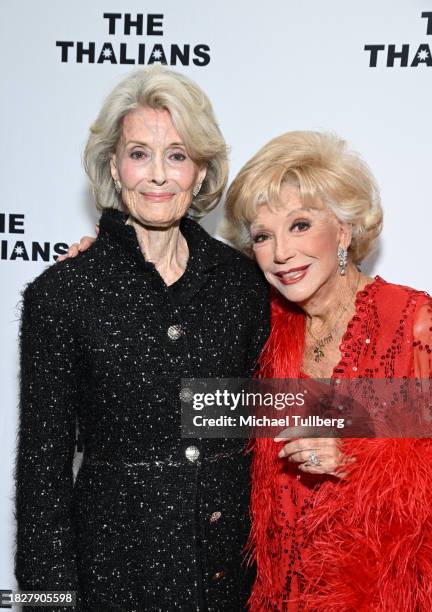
left=288, top=449, right=338, bottom=466
left=298, top=457, right=338, bottom=475
left=302, top=452, right=345, bottom=474
left=278, top=440, right=318, bottom=458
left=285, top=450, right=318, bottom=464
left=78, top=236, right=95, bottom=252
left=278, top=441, right=302, bottom=458
left=291, top=437, right=340, bottom=452
left=298, top=462, right=328, bottom=475
left=274, top=427, right=290, bottom=442
left=329, top=469, right=347, bottom=479
left=274, top=425, right=322, bottom=441
left=277, top=437, right=325, bottom=457
left=67, top=244, right=80, bottom=257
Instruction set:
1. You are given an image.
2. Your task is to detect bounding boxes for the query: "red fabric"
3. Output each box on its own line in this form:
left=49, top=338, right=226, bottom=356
left=249, top=277, right=432, bottom=611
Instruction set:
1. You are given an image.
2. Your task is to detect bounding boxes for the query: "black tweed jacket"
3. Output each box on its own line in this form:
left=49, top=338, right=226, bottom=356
left=15, top=209, right=270, bottom=612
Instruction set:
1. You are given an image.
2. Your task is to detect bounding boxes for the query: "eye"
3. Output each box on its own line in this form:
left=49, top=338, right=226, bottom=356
left=130, top=150, right=148, bottom=160
left=252, top=233, right=269, bottom=244
left=169, top=151, right=187, bottom=162
left=291, top=219, right=310, bottom=232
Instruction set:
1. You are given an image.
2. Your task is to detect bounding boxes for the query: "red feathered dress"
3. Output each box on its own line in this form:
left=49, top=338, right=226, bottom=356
left=249, top=276, right=432, bottom=611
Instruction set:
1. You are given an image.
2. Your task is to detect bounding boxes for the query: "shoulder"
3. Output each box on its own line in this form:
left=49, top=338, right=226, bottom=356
left=213, top=236, right=269, bottom=298
left=23, top=244, right=102, bottom=309
left=372, top=276, right=431, bottom=335
left=215, top=235, right=265, bottom=274
left=185, top=217, right=268, bottom=293
left=374, top=276, right=430, bottom=304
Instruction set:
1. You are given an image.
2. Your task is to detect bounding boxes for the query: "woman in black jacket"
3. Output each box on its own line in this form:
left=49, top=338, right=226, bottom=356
left=15, top=67, right=269, bottom=612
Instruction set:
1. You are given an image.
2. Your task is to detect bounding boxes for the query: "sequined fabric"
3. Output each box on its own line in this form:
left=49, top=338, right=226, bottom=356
left=250, top=276, right=432, bottom=611
left=15, top=209, right=270, bottom=612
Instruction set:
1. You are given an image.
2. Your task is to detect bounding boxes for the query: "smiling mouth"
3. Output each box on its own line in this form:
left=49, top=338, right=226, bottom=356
left=141, top=193, right=175, bottom=201
left=274, top=264, right=310, bottom=284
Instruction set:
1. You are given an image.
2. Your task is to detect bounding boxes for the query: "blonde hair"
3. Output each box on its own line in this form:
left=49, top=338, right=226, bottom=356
left=84, top=66, right=229, bottom=218
left=220, top=131, right=383, bottom=262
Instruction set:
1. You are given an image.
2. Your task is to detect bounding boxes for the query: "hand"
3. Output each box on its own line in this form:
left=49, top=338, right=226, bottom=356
left=274, top=430, right=351, bottom=478
left=57, top=225, right=99, bottom=262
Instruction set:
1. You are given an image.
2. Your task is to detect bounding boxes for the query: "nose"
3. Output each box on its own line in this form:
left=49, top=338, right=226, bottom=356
left=273, top=236, right=296, bottom=264
left=148, top=153, right=167, bottom=186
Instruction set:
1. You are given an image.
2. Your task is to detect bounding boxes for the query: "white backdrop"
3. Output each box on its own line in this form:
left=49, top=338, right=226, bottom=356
left=1, top=0, right=431, bottom=594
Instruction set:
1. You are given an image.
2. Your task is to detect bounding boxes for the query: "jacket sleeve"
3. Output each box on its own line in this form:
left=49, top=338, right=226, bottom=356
left=14, top=282, right=82, bottom=609
left=247, top=276, right=270, bottom=375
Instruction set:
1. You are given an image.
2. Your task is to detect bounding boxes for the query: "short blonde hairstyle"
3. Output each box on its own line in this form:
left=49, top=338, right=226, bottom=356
left=84, top=66, right=229, bottom=218
left=220, top=131, right=383, bottom=263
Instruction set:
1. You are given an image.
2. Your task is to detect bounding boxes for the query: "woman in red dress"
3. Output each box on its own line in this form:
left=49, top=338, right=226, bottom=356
left=221, top=131, right=432, bottom=611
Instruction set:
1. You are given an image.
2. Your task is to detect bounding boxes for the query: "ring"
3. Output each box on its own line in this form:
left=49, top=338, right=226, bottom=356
left=307, top=451, right=321, bottom=466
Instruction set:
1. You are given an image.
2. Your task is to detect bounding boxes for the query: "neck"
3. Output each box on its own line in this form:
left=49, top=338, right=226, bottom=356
left=300, top=265, right=365, bottom=333
left=129, top=217, right=189, bottom=285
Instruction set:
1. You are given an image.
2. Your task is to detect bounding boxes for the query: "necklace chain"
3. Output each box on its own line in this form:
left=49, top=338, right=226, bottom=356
left=306, top=273, right=361, bottom=363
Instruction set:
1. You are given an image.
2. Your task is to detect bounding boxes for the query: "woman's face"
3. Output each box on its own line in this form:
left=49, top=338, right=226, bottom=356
left=110, top=106, right=206, bottom=228
left=250, top=182, right=351, bottom=304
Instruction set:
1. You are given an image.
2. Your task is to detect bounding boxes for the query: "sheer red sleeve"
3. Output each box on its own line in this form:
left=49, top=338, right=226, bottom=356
left=413, top=297, right=432, bottom=378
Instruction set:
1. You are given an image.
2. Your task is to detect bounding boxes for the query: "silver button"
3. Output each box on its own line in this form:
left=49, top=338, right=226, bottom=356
left=210, top=511, right=222, bottom=523
left=179, top=387, right=193, bottom=403
left=167, top=324, right=183, bottom=341
left=185, top=445, right=200, bottom=462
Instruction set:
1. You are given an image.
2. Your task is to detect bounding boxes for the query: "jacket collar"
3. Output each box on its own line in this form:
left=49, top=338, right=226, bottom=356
left=98, top=208, right=232, bottom=276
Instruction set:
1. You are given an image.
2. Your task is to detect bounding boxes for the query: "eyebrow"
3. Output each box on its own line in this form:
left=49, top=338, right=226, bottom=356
left=124, top=140, right=185, bottom=148
left=251, top=207, right=316, bottom=228
left=285, top=206, right=316, bottom=216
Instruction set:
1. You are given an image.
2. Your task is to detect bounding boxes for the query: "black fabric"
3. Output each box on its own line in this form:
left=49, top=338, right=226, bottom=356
left=15, top=209, right=270, bottom=612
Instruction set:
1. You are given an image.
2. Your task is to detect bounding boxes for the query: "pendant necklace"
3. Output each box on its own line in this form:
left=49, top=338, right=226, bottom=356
left=308, top=309, right=348, bottom=362
left=307, top=274, right=361, bottom=363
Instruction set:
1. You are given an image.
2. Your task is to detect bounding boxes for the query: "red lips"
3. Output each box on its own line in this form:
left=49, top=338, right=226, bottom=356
left=274, top=264, right=310, bottom=285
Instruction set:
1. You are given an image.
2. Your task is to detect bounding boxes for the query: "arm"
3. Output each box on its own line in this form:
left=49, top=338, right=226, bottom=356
left=413, top=297, right=432, bottom=377
left=14, top=283, right=82, bottom=609
left=413, top=297, right=432, bottom=430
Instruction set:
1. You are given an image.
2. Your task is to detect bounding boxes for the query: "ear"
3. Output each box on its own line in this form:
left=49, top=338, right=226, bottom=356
left=338, top=221, right=353, bottom=250
left=110, top=155, right=119, bottom=182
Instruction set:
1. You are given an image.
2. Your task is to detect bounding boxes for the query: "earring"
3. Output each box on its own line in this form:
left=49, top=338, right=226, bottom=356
left=114, top=179, right=122, bottom=194
left=338, top=246, right=348, bottom=276
left=193, top=183, right=202, bottom=197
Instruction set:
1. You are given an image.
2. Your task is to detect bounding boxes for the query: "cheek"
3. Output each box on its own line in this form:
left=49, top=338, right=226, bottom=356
left=169, top=164, right=197, bottom=190
left=117, top=159, right=142, bottom=186
left=173, top=191, right=193, bottom=212
left=301, top=227, right=338, bottom=260
left=313, top=234, right=338, bottom=268
left=254, top=245, right=273, bottom=272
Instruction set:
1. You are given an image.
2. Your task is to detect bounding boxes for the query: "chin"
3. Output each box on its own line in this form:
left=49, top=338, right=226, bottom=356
left=136, top=216, right=180, bottom=229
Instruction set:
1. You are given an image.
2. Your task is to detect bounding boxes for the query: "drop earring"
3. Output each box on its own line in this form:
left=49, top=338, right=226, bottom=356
left=193, top=183, right=202, bottom=197
left=114, top=179, right=122, bottom=194
left=338, top=245, right=348, bottom=276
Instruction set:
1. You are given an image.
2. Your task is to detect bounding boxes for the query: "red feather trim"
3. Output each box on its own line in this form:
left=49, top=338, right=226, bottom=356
left=246, top=292, right=306, bottom=610
left=302, top=437, right=432, bottom=611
